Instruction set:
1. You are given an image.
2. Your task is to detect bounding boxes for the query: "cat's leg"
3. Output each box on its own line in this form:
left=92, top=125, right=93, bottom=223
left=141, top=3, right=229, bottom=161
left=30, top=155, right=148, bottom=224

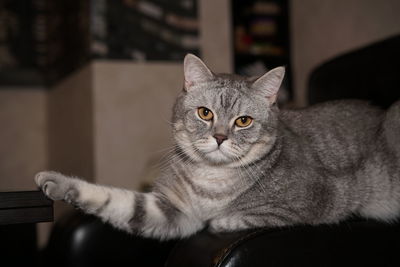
left=35, top=171, right=203, bottom=239
left=209, top=216, right=251, bottom=232
left=209, top=214, right=288, bottom=233
left=358, top=102, right=400, bottom=222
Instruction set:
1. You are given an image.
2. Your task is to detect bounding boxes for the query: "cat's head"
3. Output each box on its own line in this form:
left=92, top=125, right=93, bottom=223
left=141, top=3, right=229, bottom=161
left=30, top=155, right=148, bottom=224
left=172, top=54, right=284, bottom=167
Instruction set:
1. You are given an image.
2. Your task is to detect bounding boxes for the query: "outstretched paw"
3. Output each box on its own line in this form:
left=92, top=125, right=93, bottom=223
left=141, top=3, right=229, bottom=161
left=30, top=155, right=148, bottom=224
left=35, top=171, right=79, bottom=202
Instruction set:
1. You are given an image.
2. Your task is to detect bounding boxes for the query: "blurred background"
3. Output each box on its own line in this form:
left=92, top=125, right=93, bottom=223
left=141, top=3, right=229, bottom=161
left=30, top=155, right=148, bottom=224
left=1, top=0, right=400, bottom=254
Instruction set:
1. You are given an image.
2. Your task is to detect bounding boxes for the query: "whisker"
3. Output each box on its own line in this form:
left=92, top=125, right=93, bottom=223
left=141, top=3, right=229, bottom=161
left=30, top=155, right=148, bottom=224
left=237, top=157, right=266, bottom=194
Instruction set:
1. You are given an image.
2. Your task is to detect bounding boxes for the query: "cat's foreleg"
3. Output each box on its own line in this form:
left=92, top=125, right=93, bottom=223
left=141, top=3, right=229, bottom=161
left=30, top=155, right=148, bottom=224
left=209, top=214, right=289, bottom=233
left=35, top=171, right=203, bottom=239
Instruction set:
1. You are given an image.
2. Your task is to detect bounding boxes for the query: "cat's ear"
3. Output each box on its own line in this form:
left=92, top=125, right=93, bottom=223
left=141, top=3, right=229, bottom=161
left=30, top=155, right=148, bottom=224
left=183, top=54, right=214, bottom=91
left=252, top=67, right=285, bottom=104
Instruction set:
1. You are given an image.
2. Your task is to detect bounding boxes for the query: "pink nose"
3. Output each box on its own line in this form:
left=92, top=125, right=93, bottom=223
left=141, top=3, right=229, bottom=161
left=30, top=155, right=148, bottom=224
left=213, top=134, right=228, bottom=146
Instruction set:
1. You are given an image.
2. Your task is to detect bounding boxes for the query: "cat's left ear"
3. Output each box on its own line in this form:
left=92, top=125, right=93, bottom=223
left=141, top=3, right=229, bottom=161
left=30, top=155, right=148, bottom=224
left=251, top=67, right=285, bottom=104
left=183, top=54, right=214, bottom=91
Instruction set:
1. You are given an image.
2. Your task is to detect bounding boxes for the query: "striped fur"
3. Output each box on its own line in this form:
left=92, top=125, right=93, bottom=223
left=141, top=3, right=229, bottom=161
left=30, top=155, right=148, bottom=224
left=35, top=54, right=400, bottom=239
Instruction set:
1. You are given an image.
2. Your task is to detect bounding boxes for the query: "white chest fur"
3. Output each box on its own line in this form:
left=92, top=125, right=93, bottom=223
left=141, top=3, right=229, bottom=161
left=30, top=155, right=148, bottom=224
left=190, top=166, right=235, bottom=189
left=184, top=165, right=244, bottom=218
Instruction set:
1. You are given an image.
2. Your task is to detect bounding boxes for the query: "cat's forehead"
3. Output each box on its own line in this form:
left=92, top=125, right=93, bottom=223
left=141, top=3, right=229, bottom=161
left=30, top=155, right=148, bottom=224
left=191, top=75, right=252, bottom=100
left=188, top=80, right=248, bottom=106
left=185, top=78, right=265, bottom=117
left=213, top=74, right=253, bottom=91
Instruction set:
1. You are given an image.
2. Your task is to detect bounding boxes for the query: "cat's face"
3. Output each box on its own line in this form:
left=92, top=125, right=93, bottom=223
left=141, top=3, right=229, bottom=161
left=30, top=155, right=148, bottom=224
left=173, top=54, right=284, bottom=167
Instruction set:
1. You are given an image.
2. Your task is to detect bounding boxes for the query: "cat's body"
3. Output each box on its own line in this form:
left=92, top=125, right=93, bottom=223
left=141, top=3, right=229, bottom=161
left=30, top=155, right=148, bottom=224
left=35, top=54, right=400, bottom=240
left=158, top=100, right=400, bottom=231
left=276, top=101, right=400, bottom=224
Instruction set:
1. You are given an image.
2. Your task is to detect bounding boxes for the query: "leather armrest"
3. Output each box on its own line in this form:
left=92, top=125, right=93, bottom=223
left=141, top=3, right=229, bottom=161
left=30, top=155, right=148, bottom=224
left=166, top=219, right=400, bottom=267
left=43, top=211, right=177, bottom=267
left=308, top=35, right=400, bottom=108
left=43, top=211, right=400, bottom=267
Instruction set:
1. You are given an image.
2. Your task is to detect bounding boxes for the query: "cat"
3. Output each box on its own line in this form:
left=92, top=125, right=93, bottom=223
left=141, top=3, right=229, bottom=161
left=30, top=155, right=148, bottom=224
left=35, top=54, right=400, bottom=240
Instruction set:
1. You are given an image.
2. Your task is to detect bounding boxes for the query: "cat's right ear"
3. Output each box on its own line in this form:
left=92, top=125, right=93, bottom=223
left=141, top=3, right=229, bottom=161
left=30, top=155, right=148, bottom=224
left=183, top=54, right=213, bottom=91
left=251, top=67, right=285, bottom=104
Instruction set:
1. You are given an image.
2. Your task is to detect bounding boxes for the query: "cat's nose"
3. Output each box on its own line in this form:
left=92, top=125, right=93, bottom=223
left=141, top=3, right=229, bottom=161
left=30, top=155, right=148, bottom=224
left=213, top=134, right=228, bottom=146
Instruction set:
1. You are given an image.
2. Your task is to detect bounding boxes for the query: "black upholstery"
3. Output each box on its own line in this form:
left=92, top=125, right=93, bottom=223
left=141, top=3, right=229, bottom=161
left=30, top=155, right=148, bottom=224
left=167, top=219, right=400, bottom=267
left=44, top=212, right=400, bottom=267
left=308, top=35, right=400, bottom=108
left=43, top=211, right=176, bottom=267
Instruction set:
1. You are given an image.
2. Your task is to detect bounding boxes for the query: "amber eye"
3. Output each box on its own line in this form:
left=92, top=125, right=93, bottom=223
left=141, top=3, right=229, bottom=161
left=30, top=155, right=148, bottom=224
left=198, top=107, right=214, bottom=121
left=235, top=116, right=253, bottom=128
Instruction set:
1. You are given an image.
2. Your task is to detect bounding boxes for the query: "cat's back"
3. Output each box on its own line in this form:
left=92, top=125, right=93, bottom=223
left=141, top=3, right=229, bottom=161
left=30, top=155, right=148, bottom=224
left=278, top=100, right=384, bottom=168
left=280, top=100, right=384, bottom=136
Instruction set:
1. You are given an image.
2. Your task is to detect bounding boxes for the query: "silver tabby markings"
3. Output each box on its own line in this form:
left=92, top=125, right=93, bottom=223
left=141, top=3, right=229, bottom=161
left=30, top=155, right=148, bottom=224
left=35, top=54, right=400, bottom=240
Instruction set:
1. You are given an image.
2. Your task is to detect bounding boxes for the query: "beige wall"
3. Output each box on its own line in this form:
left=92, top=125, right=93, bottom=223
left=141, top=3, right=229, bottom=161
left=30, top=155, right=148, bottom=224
left=92, top=61, right=183, bottom=190
left=0, top=88, right=47, bottom=191
left=291, top=0, right=400, bottom=107
left=199, top=0, right=233, bottom=73
left=48, top=65, right=94, bottom=180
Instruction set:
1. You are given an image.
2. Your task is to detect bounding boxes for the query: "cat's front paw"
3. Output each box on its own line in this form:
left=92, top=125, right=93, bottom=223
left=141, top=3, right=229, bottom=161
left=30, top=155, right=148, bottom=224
left=35, top=171, right=79, bottom=202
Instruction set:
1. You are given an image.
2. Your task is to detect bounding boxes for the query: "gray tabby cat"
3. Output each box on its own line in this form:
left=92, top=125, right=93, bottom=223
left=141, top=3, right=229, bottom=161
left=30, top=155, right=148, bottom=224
left=35, top=54, right=400, bottom=240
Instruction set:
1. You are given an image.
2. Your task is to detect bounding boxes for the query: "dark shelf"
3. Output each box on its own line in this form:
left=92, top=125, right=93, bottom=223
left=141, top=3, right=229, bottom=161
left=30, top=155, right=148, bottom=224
left=0, top=191, right=53, bottom=225
left=232, top=0, right=292, bottom=103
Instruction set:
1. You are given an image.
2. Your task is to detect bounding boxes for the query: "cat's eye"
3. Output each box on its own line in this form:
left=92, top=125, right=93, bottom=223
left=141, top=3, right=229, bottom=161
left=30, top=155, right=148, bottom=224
left=235, top=116, right=253, bottom=128
left=198, top=107, right=214, bottom=121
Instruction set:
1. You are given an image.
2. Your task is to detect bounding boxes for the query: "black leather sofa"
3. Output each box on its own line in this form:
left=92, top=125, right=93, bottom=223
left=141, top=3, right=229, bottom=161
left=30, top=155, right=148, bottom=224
left=43, top=211, right=400, bottom=267
left=308, top=34, right=400, bottom=108
left=42, top=35, right=400, bottom=267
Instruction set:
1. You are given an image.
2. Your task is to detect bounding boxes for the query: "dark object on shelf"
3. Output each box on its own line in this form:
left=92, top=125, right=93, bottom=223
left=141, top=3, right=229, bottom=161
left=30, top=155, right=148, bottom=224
left=0, top=190, right=53, bottom=267
left=105, top=0, right=199, bottom=61
left=0, top=0, right=90, bottom=87
left=0, top=190, right=53, bottom=225
left=308, top=35, right=400, bottom=108
left=0, top=0, right=199, bottom=87
left=43, top=212, right=400, bottom=267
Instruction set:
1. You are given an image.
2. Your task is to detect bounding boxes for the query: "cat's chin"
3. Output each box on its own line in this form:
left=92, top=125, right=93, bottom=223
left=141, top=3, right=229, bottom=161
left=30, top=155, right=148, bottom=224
left=203, top=149, right=234, bottom=165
